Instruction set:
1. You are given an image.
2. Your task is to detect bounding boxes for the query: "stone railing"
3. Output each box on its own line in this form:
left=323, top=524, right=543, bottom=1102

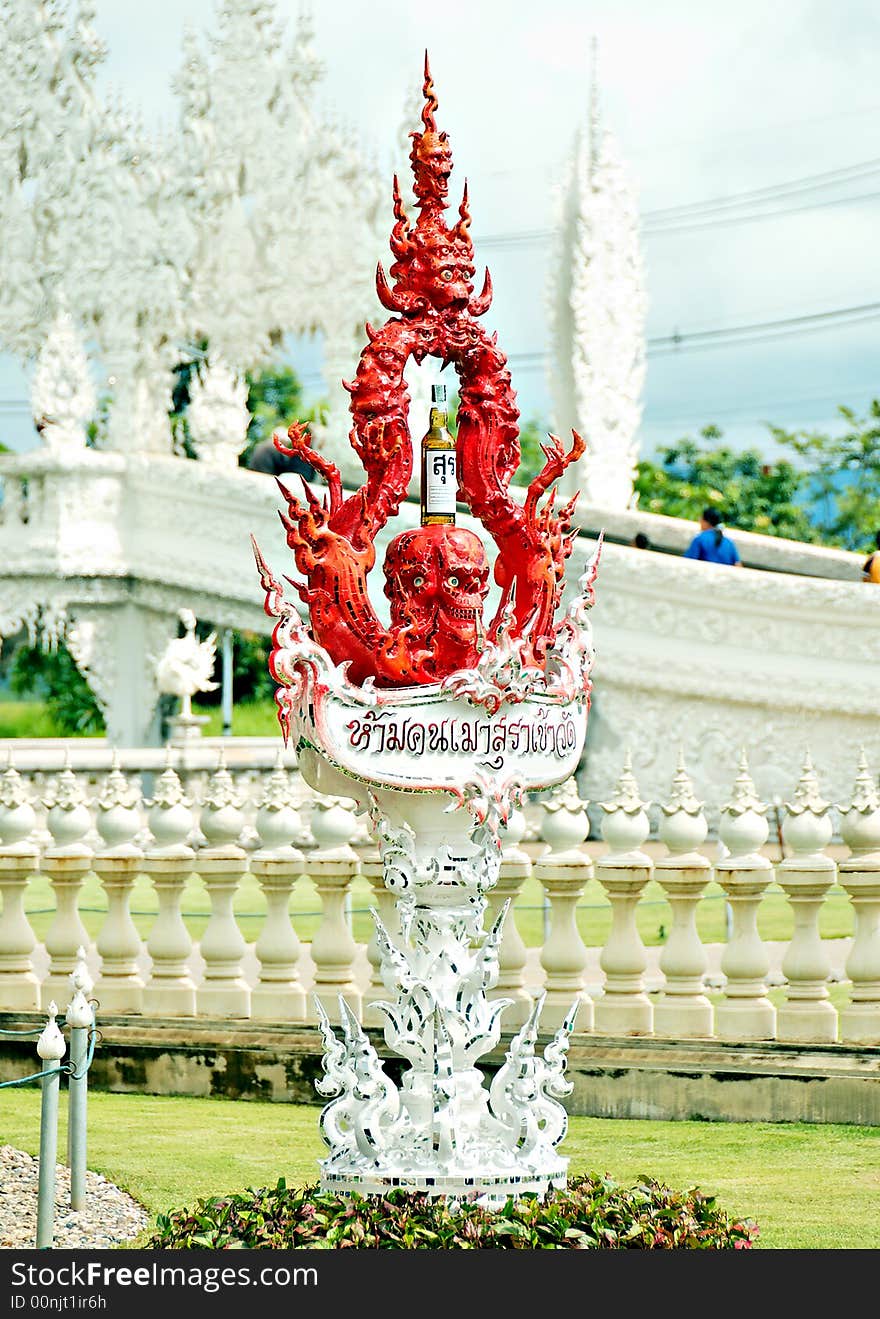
left=0, top=744, right=878, bottom=1047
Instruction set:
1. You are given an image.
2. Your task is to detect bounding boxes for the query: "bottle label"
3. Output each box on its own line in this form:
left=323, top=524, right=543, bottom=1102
left=426, top=451, right=457, bottom=514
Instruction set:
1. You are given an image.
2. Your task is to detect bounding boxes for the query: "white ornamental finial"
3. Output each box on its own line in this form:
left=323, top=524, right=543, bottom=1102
left=658, top=752, right=707, bottom=855
left=37, top=1003, right=67, bottom=1062
left=255, top=749, right=302, bottom=852
left=31, top=307, right=96, bottom=453
left=838, top=748, right=880, bottom=858
left=0, top=755, right=36, bottom=846
left=43, top=759, right=91, bottom=848
left=66, top=947, right=95, bottom=1028
left=785, top=750, right=830, bottom=818
left=186, top=357, right=251, bottom=469
left=719, top=751, right=769, bottom=859
left=782, top=752, right=833, bottom=860
left=599, top=752, right=650, bottom=855
left=200, top=751, right=244, bottom=847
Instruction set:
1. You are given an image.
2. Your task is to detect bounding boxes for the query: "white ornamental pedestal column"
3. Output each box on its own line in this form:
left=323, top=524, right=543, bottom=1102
left=40, top=761, right=94, bottom=1009
left=251, top=753, right=307, bottom=1021
left=143, top=757, right=197, bottom=1017
left=776, top=753, right=838, bottom=1043
left=653, top=753, right=713, bottom=1039
left=715, top=753, right=776, bottom=1042
left=534, top=785, right=593, bottom=1032
left=93, top=755, right=145, bottom=1013
left=487, top=808, right=533, bottom=1028
left=197, top=754, right=250, bottom=1018
left=594, top=755, right=653, bottom=1037
left=837, top=752, right=880, bottom=1044
left=308, top=796, right=362, bottom=1021
left=0, top=760, right=41, bottom=1010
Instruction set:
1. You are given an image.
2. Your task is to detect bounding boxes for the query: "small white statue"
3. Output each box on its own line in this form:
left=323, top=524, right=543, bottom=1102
left=155, top=608, right=218, bottom=721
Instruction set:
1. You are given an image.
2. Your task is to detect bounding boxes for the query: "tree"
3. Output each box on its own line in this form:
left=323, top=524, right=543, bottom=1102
left=768, top=401, right=880, bottom=552
left=8, top=642, right=104, bottom=735
left=634, top=425, right=818, bottom=543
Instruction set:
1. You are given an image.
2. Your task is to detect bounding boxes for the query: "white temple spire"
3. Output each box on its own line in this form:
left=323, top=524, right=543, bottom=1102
left=547, top=40, right=647, bottom=510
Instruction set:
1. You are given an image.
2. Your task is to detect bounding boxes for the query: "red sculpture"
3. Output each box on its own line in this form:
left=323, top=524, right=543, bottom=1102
left=275, top=55, right=584, bottom=689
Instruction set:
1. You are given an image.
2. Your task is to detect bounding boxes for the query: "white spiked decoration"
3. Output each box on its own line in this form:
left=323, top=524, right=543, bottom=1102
left=254, top=750, right=303, bottom=852
left=146, top=750, right=194, bottom=849
left=186, top=357, right=251, bottom=469
left=65, top=947, right=95, bottom=1029
left=718, top=749, right=769, bottom=859
left=199, top=748, right=244, bottom=848
left=43, top=753, right=92, bottom=849
left=838, top=749, right=880, bottom=857
left=31, top=307, right=95, bottom=454
left=658, top=748, right=707, bottom=856
left=540, top=776, right=590, bottom=854
left=37, top=1003, right=67, bottom=1062
left=95, top=750, right=142, bottom=850
left=599, top=750, right=651, bottom=857
left=783, top=750, right=833, bottom=860
left=0, top=754, right=36, bottom=846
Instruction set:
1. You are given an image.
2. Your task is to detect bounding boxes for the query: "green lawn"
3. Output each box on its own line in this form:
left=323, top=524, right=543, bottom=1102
left=2, top=1089, right=878, bottom=1249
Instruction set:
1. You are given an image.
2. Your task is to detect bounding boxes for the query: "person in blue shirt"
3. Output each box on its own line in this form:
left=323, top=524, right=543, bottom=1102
left=683, top=507, right=742, bottom=566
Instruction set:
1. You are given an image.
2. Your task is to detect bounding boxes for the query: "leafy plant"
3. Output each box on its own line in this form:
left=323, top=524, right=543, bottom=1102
left=8, top=641, right=104, bottom=734
left=768, top=400, right=880, bottom=552
left=634, top=425, right=817, bottom=542
left=148, top=1174, right=758, bottom=1250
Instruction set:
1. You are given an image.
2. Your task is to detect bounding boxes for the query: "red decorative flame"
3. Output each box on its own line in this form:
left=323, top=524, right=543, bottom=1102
left=274, top=57, right=584, bottom=688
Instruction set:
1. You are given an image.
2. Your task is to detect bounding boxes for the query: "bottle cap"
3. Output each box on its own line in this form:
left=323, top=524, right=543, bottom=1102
left=431, top=384, right=447, bottom=405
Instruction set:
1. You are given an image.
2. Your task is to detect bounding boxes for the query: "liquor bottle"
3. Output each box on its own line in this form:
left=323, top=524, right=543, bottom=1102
left=420, top=383, right=457, bottom=526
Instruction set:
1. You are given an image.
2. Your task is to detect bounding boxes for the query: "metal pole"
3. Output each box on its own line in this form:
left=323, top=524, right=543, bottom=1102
left=67, top=1025, right=88, bottom=1211
left=221, top=628, right=234, bottom=737
left=36, top=1004, right=66, bottom=1250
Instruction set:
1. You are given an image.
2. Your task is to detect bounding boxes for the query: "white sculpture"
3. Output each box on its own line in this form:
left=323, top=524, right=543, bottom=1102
left=0, top=1, right=385, bottom=455
left=155, top=609, right=218, bottom=740
left=547, top=41, right=647, bottom=510
left=31, top=307, right=96, bottom=454
left=186, top=358, right=251, bottom=468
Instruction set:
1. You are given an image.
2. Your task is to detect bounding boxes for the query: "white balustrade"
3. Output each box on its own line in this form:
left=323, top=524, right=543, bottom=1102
left=715, top=752, right=776, bottom=1041
left=594, top=753, right=653, bottom=1036
left=776, top=753, right=838, bottom=1043
left=653, top=752, right=713, bottom=1039
left=93, top=753, right=145, bottom=1013
left=40, top=758, right=94, bottom=1008
left=142, top=756, right=197, bottom=1017
left=535, top=785, right=593, bottom=1030
left=196, top=752, right=250, bottom=1017
left=308, top=795, right=362, bottom=1019
left=0, top=758, right=40, bottom=1009
left=251, top=753, right=306, bottom=1020
left=837, top=751, right=880, bottom=1044
left=487, top=807, right=533, bottom=1027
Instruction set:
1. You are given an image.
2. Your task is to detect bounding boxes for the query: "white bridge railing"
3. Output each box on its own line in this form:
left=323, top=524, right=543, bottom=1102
left=0, top=745, right=878, bottom=1047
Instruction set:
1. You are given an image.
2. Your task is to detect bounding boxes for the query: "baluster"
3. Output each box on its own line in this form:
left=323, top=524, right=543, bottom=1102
left=715, top=751, right=775, bottom=1040
left=93, top=752, right=144, bottom=1013
left=776, top=752, right=837, bottom=1042
left=251, top=752, right=306, bottom=1020
left=487, top=805, right=533, bottom=1026
left=837, top=750, right=880, bottom=1043
left=594, top=753, right=653, bottom=1036
left=143, top=754, right=197, bottom=1016
left=197, top=752, right=250, bottom=1017
left=0, top=757, right=40, bottom=1009
left=308, top=795, right=361, bottom=1019
left=535, top=780, right=593, bottom=1030
left=40, top=756, right=93, bottom=1008
left=653, top=752, right=713, bottom=1038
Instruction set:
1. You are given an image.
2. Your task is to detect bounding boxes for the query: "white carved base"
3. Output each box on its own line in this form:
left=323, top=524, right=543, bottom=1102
left=776, top=999, right=838, bottom=1044
left=308, top=777, right=577, bottom=1203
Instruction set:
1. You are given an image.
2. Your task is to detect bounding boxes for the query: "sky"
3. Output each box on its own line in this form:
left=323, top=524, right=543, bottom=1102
left=2, top=0, right=878, bottom=458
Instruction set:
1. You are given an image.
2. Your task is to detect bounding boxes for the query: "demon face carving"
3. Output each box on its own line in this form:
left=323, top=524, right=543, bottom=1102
left=384, top=524, right=489, bottom=678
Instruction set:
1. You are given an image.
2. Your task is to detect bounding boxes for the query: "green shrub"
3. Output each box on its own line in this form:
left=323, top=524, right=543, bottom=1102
left=149, top=1174, right=758, bottom=1250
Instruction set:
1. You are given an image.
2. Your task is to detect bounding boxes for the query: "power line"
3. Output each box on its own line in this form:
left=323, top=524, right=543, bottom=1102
left=643, top=156, right=880, bottom=221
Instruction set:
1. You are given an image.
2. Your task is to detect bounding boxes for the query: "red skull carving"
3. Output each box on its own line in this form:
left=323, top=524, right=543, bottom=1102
left=383, top=525, right=489, bottom=679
